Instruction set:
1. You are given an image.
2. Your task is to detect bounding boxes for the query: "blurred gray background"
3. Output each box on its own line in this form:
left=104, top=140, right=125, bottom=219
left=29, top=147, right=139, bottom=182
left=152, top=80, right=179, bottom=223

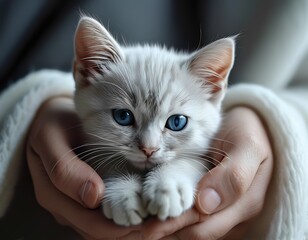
left=0, top=0, right=273, bottom=92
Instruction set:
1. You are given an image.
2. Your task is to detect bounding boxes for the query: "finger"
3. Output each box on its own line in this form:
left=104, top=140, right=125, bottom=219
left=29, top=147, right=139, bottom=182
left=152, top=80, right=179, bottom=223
left=160, top=235, right=181, bottom=240
left=177, top=202, right=250, bottom=239
left=30, top=121, right=104, bottom=209
left=28, top=96, right=104, bottom=208
left=178, top=159, right=273, bottom=240
left=141, top=208, right=200, bottom=240
left=196, top=106, right=273, bottom=215
left=220, top=221, right=251, bottom=240
left=27, top=148, right=139, bottom=239
left=76, top=228, right=142, bottom=240
left=196, top=144, right=266, bottom=214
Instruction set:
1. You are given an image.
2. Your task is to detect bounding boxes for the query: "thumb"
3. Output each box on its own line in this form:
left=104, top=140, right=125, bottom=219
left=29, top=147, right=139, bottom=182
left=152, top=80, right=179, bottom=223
left=27, top=96, right=104, bottom=209
left=30, top=128, right=104, bottom=209
left=195, top=147, right=261, bottom=214
left=45, top=145, right=104, bottom=209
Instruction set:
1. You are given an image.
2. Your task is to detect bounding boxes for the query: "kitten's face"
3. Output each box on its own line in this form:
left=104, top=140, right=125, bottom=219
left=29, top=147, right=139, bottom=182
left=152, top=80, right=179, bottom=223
left=73, top=17, right=234, bottom=170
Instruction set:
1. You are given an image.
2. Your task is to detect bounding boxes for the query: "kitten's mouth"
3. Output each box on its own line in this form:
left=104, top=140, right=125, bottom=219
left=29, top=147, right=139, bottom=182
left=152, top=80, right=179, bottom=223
left=132, top=161, right=156, bottom=170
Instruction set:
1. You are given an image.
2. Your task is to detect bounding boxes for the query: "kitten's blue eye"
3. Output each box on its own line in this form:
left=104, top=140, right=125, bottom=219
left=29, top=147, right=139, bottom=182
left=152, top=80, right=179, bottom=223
left=165, top=115, right=188, bottom=131
left=113, top=109, right=134, bottom=126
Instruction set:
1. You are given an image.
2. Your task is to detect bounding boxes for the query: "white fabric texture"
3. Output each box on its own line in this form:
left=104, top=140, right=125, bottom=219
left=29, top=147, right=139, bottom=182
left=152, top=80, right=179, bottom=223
left=224, top=85, right=308, bottom=240
left=0, top=70, right=75, bottom=217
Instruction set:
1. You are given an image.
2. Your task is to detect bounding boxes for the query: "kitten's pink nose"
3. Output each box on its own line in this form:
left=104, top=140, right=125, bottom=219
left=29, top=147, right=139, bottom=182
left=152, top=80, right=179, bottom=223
left=140, top=147, right=159, bottom=157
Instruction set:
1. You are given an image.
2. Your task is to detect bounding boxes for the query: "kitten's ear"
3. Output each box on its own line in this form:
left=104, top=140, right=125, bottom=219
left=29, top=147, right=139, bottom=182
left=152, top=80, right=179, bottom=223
left=188, top=37, right=235, bottom=105
left=73, top=16, right=123, bottom=88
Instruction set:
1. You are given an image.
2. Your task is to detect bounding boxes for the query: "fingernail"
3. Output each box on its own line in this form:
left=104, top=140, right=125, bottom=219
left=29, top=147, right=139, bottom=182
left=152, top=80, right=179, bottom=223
left=198, top=188, right=221, bottom=214
left=79, top=181, right=97, bottom=208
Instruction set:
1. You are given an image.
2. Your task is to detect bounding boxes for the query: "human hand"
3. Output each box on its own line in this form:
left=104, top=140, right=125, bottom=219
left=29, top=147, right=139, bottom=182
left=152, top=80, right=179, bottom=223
left=141, top=106, right=274, bottom=240
left=26, top=97, right=140, bottom=239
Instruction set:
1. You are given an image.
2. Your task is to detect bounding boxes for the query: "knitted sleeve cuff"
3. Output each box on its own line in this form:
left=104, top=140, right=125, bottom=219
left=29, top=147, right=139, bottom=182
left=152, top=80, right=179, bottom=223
left=0, top=70, right=75, bottom=217
left=223, top=84, right=308, bottom=239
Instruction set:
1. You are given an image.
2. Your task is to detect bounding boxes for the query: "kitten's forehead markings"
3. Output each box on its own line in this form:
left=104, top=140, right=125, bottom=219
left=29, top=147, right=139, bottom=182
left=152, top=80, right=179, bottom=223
left=125, top=50, right=189, bottom=124
left=144, top=92, right=158, bottom=117
left=179, top=98, right=189, bottom=107
left=131, top=92, right=137, bottom=108
left=158, top=76, right=175, bottom=107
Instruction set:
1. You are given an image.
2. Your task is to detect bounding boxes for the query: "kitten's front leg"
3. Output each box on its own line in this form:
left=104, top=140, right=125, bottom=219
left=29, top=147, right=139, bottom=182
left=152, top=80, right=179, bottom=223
left=102, top=174, right=148, bottom=226
left=143, top=160, right=204, bottom=220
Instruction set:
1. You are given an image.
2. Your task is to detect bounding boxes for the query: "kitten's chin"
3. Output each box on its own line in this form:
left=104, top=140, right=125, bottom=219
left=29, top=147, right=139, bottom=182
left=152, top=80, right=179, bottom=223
left=131, top=161, right=155, bottom=170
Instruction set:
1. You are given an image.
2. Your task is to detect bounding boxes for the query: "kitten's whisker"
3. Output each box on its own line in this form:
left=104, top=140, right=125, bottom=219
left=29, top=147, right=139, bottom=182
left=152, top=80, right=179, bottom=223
left=75, top=148, right=106, bottom=161
left=83, top=152, right=117, bottom=164
left=203, top=156, right=225, bottom=168
left=73, top=146, right=122, bottom=164
left=177, top=152, right=217, bottom=166
left=174, top=146, right=231, bottom=162
left=85, top=132, right=119, bottom=144
left=84, top=151, right=120, bottom=166
left=93, top=154, right=127, bottom=174
left=210, top=137, right=236, bottom=146
left=78, top=145, right=125, bottom=152
left=50, top=147, right=96, bottom=177
left=175, top=151, right=224, bottom=168
left=57, top=149, right=116, bottom=180
left=75, top=142, right=117, bottom=148
left=85, top=132, right=130, bottom=149
left=175, top=151, right=206, bottom=158
left=90, top=152, right=126, bottom=170
left=114, top=156, right=127, bottom=171
left=89, top=156, right=118, bottom=172
left=177, top=159, right=211, bottom=173
left=177, top=157, right=214, bottom=176
left=206, top=146, right=229, bottom=153
left=55, top=142, right=118, bottom=166
left=55, top=143, right=101, bottom=164
left=205, top=149, right=231, bottom=161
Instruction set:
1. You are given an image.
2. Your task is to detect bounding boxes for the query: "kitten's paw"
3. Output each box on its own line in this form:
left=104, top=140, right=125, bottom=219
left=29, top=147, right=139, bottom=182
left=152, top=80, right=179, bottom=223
left=143, top=176, right=195, bottom=220
left=102, top=176, right=148, bottom=226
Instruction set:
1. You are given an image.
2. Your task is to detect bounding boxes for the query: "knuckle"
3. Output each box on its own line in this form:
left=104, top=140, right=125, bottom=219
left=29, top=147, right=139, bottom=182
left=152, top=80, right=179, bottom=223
left=33, top=187, right=48, bottom=210
left=26, top=148, right=48, bottom=209
left=206, top=235, right=218, bottom=240
left=30, top=127, right=50, bottom=152
left=26, top=145, right=35, bottom=165
left=204, top=232, right=220, bottom=240
left=49, top=159, right=69, bottom=188
left=228, top=167, right=250, bottom=196
left=241, top=134, right=267, bottom=158
left=190, top=233, right=204, bottom=240
left=191, top=232, right=217, bottom=240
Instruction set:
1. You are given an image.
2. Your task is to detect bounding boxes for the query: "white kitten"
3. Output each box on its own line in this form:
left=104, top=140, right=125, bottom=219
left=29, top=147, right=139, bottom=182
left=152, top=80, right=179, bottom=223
left=73, top=17, right=235, bottom=226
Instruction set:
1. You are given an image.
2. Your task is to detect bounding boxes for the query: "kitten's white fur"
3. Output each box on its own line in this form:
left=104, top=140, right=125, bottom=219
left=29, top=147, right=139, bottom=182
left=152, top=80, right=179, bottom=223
left=73, top=17, right=235, bottom=226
